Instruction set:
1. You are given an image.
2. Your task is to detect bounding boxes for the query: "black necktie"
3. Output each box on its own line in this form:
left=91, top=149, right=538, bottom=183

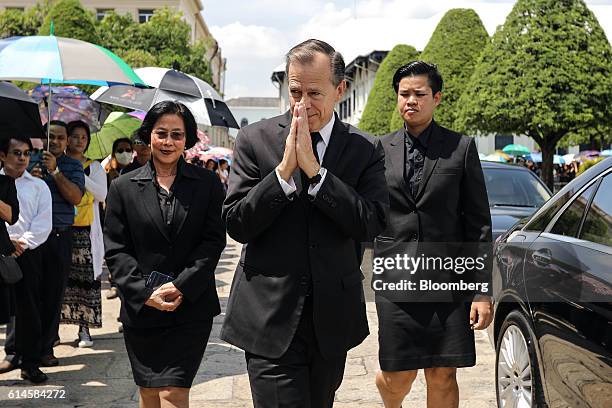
left=301, top=132, right=323, bottom=192
left=311, top=132, right=322, bottom=164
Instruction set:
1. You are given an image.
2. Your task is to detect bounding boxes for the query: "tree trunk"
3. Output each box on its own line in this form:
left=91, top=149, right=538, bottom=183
left=541, top=143, right=555, bottom=192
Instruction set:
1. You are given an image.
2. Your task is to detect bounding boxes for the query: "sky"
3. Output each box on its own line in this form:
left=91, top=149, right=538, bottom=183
left=202, top=0, right=612, bottom=99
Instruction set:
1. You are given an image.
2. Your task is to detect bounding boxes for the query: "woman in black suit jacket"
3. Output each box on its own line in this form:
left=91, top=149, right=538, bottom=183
left=0, top=171, right=19, bottom=324
left=104, top=101, right=225, bottom=407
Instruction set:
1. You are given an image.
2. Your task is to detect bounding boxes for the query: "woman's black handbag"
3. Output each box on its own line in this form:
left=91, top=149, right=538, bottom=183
left=0, top=255, right=22, bottom=284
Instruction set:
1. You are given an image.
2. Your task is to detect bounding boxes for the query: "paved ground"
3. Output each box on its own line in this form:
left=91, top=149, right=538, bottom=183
left=0, top=237, right=497, bottom=407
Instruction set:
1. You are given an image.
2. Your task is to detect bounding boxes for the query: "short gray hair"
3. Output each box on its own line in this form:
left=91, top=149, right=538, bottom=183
left=285, top=39, right=345, bottom=86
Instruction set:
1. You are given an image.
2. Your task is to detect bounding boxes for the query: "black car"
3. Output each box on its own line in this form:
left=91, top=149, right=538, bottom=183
left=481, top=161, right=552, bottom=241
left=491, top=157, right=612, bottom=408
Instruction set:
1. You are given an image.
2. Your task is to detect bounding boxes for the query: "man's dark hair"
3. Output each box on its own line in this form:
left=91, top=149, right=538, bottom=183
left=111, top=137, right=132, bottom=157
left=0, top=128, right=33, bottom=154
left=67, top=120, right=91, bottom=151
left=44, top=120, right=69, bottom=134
left=137, top=101, right=198, bottom=149
left=286, top=39, right=345, bottom=86
left=392, top=61, right=443, bottom=95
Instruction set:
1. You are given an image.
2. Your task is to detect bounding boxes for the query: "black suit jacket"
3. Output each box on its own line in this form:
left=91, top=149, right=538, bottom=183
left=376, top=122, right=492, bottom=301
left=221, top=112, right=389, bottom=359
left=104, top=159, right=226, bottom=328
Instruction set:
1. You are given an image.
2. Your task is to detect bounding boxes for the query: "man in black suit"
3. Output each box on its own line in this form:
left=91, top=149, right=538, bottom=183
left=221, top=39, right=389, bottom=407
left=373, top=62, right=493, bottom=408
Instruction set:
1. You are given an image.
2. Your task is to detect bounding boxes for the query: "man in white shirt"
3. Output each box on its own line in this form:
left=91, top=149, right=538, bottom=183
left=0, top=134, right=52, bottom=384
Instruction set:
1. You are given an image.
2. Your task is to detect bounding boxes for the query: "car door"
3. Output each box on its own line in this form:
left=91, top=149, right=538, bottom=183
left=524, top=171, right=612, bottom=408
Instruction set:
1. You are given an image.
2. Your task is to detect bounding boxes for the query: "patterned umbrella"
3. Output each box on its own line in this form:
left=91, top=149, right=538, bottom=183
left=29, top=85, right=106, bottom=132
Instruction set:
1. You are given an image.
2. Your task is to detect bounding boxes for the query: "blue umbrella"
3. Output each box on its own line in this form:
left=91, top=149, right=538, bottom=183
left=0, top=34, right=144, bottom=146
left=601, top=149, right=612, bottom=157
left=530, top=153, right=565, bottom=164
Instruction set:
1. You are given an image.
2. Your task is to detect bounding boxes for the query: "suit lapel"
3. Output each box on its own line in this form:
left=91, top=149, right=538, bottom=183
left=387, top=130, right=415, bottom=206
left=133, top=166, right=172, bottom=243
left=321, top=114, right=350, bottom=175
left=171, top=163, right=197, bottom=239
left=415, top=122, right=442, bottom=201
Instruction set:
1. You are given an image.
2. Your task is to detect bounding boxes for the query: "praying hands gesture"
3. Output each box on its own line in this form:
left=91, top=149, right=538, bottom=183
left=277, top=102, right=320, bottom=181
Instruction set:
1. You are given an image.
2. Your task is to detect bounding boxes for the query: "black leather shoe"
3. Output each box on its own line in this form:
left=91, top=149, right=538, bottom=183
left=21, top=368, right=48, bottom=384
left=40, top=354, right=59, bottom=367
left=0, top=360, right=18, bottom=374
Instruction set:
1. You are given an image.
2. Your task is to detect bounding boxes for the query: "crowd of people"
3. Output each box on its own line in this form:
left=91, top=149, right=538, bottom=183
left=0, top=116, right=229, bottom=385
left=518, top=157, right=580, bottom=184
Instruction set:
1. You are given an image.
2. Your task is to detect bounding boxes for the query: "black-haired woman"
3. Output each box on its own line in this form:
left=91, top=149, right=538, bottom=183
left=61, top=120, right=107, bottom=347
left=104, top=101, right=225, bottom=407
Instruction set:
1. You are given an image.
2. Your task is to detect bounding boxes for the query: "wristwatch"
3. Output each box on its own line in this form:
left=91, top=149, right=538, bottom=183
left=51, top=167, right=60, bottom=176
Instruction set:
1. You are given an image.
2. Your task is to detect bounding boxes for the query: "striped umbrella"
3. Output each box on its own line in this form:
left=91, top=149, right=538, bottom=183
left=0, top=35, right=144, bottom=86
left=0, top=34, right=144, bottom=146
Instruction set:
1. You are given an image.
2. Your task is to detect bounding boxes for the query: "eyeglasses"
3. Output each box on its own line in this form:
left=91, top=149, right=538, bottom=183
left=152, top=129, right=185, bottom=141
left=10, top=150, right=31, bottom=158
left=133, top=140, right=146, bottom=146
left=115, top=148, right=132, bottom=154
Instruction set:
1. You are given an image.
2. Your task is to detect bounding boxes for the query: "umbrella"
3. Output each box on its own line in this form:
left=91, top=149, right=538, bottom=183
left=91, top=66, right=239, bottom=129
left=601, top=149, right=612, bottom=157
left=502, top=143, right=530, bottom=156
left=577, top=150, right=600, bottom=162
left=86, top=111, right=142, bottom=160
left=478, top=153, right=487, bottom=160
left=483, top=154, right=507, bottom=163
left=494, top=150, right=513, bottom=161
left=29, top=85, right=106, bottom=132
left=0, top=81, right=44, bottom=140
left=0, top=34, right=144, bottom=146
left=562, top=153, right=576, bottom=163
left=204, top=146, right=233, bottom=157
left=529, top=152, right=565, bottom=164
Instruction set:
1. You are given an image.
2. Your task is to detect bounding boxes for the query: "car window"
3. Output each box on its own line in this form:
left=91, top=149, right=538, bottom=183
left=483, top=168, right=551, bottom=208
left=550, top=183, right=596, bottom=237
left=580, top=175, right=612, bottom=247
left=524, top=185, right=576, bottom=232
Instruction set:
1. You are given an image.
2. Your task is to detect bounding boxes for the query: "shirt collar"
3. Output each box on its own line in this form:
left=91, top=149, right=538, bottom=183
left=404, top=119, right=434, bottom=148
left=0, top=168, right=33, bottom=181
left=316, top=114, right=335, bottom=147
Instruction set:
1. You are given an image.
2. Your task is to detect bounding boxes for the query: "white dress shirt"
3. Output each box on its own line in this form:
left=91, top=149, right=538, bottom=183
left=2, top=169, right=52, bottom=251
left=275, top=114, right=334, bottom=197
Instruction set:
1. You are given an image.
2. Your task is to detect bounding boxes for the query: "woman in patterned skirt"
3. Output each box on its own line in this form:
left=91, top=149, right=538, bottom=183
left=60, top=120, right=107, bottom=347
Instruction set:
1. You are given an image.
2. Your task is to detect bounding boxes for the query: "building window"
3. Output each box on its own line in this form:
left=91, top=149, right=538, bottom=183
left=494, top=134, right=513, bottom=151
left=138, top=9, right=155, bottom=23
left=240, top=118, right=248, bottom=127
left=96, top=8, right=113, bottom=21
left=347, top=98, right=352, bottom=117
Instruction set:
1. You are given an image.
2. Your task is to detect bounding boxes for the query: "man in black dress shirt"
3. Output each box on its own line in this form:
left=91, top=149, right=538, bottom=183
left=374, top=62, right=493, bottom=408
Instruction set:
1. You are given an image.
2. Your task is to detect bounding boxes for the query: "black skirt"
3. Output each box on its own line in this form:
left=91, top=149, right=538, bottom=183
left=376, top=296, right=475, bottom=371
left=123, top=318, right=213, bottom=388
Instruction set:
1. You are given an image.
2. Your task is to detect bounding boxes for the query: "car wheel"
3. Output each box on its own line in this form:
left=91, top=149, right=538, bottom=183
left=495, top=310, right=542, bottom=408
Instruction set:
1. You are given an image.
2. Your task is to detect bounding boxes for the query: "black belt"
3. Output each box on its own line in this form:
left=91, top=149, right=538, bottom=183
left=51, top=226, right=71, bottom=234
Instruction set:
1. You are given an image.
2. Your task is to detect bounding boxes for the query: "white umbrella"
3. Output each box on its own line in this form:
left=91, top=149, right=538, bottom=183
left=91, top=66, right=239, bottom=129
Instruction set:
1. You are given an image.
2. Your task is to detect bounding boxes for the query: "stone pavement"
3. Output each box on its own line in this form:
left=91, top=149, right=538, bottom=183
left=0, top=237, right=497, bottom=407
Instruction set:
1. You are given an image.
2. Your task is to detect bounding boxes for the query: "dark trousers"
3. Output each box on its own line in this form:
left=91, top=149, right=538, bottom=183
left=39, top=229, right=72, bottom=356
left=3, top=247, right=44, bottom=368
left=245, top=297, right=347, bottom=408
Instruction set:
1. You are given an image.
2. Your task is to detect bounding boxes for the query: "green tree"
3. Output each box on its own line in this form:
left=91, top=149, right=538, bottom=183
left=0, top=1, right=50, bottom=38
left=358, top=44, right=419, bottom=135
left=96, top=11, right=139, bottom=53
left=455, top=0, right=612, bottom=189
left=39, top=0, right=100, bottom=43
left=419, top=9, right=489, bottom=128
